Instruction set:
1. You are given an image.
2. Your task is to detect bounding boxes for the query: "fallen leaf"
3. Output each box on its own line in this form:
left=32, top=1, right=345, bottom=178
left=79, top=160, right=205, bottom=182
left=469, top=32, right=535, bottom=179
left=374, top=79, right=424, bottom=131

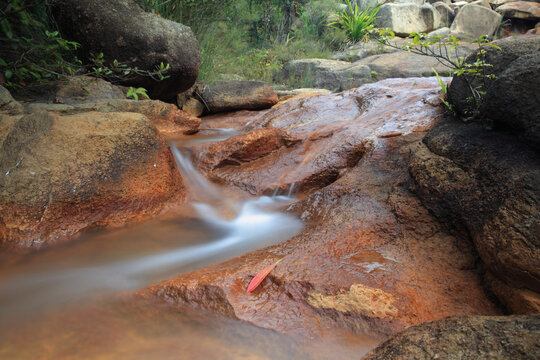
left=246, top=259, right=283, bottom=293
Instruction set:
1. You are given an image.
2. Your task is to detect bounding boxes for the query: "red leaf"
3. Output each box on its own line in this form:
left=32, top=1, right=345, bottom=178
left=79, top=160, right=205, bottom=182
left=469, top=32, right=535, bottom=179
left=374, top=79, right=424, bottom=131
left=246, top=259, right=283, bottom=293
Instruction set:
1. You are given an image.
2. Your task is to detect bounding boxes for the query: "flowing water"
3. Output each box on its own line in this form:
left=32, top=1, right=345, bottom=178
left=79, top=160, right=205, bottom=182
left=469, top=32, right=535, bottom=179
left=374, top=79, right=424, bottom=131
left=0, top=129, right=378, bottom=359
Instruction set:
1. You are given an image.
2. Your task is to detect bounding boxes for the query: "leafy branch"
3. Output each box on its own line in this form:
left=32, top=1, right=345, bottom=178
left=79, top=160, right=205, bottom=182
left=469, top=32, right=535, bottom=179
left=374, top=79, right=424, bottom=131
left=369, top=28, right=501, bottom=111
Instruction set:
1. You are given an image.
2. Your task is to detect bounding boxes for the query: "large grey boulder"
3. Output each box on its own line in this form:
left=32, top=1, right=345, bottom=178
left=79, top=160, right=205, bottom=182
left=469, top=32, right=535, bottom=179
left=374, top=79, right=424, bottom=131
left=274, top=59, right=372, bottom=92
left=433, top=2, right=456, bottom=27
left=201, top=81, right=278, bottom=114
left=450, top=4, right=502, bottom=39
left=376, top=4, right=441, bottom=36
left=496, top=1, right=540, bottom=20
left=448, top=36, right=540, bottom=119
left=482, top=51, right=540, bottom=149
left=51, top=0, right=200, bottom=100
left=364, top=315, right=540, bottom=360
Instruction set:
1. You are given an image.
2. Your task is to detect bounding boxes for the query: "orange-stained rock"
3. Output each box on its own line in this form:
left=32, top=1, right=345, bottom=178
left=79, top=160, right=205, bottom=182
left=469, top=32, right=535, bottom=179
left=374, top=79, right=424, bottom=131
left=196, top=77, right=446, bottom=196
left=192, top=127, right=286, bottom=172
left=145, top=133, right=500, bottom=338
left=0, top=110, right=184, bottom=248
left=26, top=99, right=201, bottom=136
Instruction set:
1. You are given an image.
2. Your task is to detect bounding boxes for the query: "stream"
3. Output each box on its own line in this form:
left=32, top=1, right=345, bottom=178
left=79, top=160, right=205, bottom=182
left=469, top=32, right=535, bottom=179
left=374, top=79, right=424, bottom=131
left=0, top=129, right=377, bottom=359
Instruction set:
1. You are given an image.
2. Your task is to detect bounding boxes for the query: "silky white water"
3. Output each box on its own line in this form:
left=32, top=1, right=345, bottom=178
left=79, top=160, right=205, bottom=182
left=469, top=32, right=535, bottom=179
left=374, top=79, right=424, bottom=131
left=0, top=130, right=303, bottom=323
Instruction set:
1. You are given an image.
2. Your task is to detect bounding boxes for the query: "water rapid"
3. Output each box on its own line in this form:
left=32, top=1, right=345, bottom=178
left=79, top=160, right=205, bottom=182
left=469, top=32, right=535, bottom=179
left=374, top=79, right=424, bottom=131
left=0, top=129, right=303, bottom=324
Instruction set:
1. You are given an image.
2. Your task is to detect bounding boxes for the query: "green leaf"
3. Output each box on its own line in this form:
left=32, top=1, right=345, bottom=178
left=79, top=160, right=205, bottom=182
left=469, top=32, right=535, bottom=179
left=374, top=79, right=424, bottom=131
left=5, top=69, right=12, bottom=79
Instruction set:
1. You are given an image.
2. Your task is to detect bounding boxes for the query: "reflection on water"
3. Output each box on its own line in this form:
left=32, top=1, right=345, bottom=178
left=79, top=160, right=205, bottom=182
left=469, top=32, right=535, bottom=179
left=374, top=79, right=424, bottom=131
left=0, top=296, right=378, bottom=360
left=0, top=129, right=302, bottom=323
left=0, top=129, right=376, bottom=359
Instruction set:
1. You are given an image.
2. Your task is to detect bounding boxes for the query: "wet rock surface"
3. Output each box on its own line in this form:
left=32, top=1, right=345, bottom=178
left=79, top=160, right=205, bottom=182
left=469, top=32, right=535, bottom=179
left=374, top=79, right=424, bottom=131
left=196, top=77, right=446, bottom=196
left=147, top=132, right=499, bottom=338
left=363, top=315, right=540, bottom=360
left=145, top=80, right=501, bottom=338
left=0, top=107, right=184, bottom=248
left=409, top=118, right=540, bottom=312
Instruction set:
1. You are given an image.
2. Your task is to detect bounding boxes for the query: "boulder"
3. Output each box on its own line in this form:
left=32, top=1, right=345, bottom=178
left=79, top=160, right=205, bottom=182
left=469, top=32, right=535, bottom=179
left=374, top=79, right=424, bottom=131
left=450, top=1, right=470, bottom=13
left=12, top=76, right=126, bottom=105
left=364, top=315, right=540, bottom=360
left=331, top=40, right=401, bottom=62
left=24, top=99, right=201, bottom=136
left=176, top=81, right=205, bottom=108
left=450, top=4, right=502, bottom=38
left=201, top=81, right=278, bottom=114
left=433, top=2, right=456, bottom=27
left=448, top=36, right=540, bottom=118
left=0, top=109, right=184, bottom=248
left=471, top=0, right=493, bottom=9
left=275, top=58, right=372, bottom=91
left=182, top=98, right=205, bottom=117
left=353, top=44, right=473, bottom=78
left=482, top=51, right=540, bottom=149
left=51, top=0, right=200, bottom=100
left=0, top=86, right=24, bottom=115
left=376, top=4, right=441, bottom=36
left=409, top=119, right=540, bottom=308
left=496, top=1, right=540, bottom=20
left=427, top=0, right=451, bottom=4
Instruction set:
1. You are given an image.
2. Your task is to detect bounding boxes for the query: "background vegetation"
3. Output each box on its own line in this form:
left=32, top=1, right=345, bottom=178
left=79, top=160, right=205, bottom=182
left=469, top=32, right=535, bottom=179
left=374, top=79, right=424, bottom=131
left=1, top=0, right=351, bottom=88
left=135, top=0, right=348, bottom=83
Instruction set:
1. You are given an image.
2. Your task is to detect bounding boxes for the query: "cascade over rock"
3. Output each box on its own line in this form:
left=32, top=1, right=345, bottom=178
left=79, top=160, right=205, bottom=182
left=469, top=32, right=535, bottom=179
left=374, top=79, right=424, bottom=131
left=144, top=78, right=501, bottom=338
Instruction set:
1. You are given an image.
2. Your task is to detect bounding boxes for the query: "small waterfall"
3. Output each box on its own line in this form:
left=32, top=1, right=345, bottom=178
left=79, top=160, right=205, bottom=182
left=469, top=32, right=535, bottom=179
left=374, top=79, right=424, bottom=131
left=0, top=130, right=303, bottom=323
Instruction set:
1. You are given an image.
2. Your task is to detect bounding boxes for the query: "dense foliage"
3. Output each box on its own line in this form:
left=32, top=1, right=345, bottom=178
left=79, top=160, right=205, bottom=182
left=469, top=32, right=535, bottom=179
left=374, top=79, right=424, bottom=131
left=0, top=0, right=81, bottom=88
left=1, top=0, right=348, bottom=88
left=135, top=0, right=347, bottom=83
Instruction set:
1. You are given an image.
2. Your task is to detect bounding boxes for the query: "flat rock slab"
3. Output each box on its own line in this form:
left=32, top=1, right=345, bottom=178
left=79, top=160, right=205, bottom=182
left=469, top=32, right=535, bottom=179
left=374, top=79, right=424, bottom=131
left=26, top=99, right=201, bottom=136
left=496, top=1, right=540, bottom=19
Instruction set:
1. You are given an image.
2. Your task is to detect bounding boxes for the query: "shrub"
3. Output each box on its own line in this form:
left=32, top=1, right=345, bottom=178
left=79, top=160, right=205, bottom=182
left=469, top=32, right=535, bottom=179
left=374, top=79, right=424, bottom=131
left=328, top=0, right=382, bottom=43
left=0, top=0, right=81, bottom=88
left=370, top=28, right=500, bottom=113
